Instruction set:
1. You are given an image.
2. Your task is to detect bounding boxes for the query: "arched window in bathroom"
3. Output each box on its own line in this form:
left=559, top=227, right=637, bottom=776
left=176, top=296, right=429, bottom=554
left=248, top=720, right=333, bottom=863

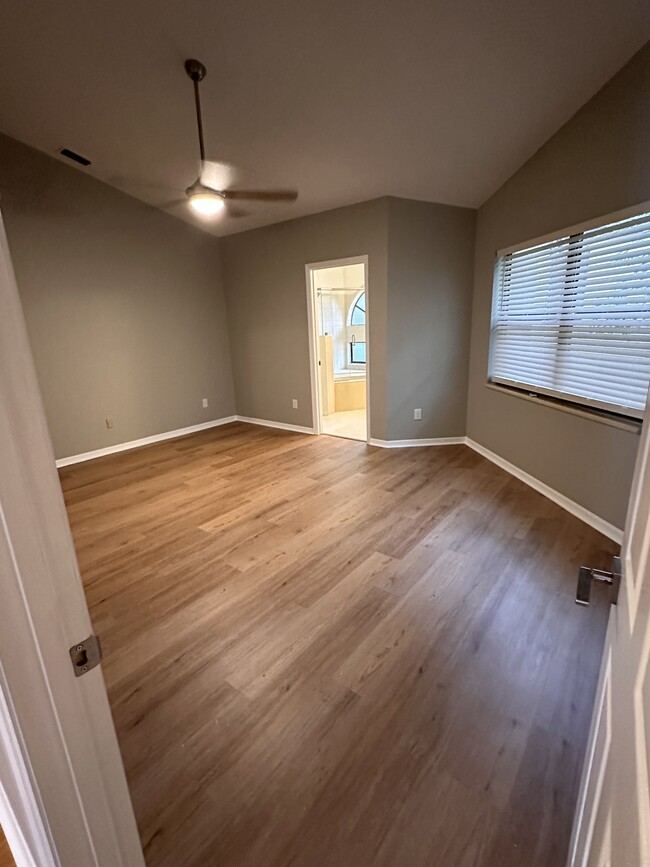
left=348, top=292, right=366, bottom=363
left=349, top=291, right=366, bottom=326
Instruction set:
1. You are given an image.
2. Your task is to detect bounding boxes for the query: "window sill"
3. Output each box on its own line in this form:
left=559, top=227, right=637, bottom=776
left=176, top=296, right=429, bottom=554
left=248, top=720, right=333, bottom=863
left=485, top=382, right=642, bottom=434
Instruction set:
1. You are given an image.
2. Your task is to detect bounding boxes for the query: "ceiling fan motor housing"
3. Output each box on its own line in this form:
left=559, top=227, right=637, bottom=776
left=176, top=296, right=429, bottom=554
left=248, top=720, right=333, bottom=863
left=185, top=180, right=223, bottom=198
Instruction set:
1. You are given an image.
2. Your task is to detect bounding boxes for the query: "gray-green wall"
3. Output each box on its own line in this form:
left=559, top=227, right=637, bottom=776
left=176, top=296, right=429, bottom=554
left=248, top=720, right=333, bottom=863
left=467, top=43, right=650, bottom=529
left=0, top=133, right=235, bottom=459
left=221, top=198, right=391, bottom=437
left=386, top=197, right=475, bottom=440
left=2, top=136, right=475, bottom=458
left=4, top=39, right=648, bottom=532
left=221, top=196, right=476, bottom=441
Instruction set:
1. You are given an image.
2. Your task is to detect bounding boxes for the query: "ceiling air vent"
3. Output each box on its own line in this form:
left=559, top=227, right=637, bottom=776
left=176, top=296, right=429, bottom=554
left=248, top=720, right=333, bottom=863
left=60, top=148, right=91, bottom=167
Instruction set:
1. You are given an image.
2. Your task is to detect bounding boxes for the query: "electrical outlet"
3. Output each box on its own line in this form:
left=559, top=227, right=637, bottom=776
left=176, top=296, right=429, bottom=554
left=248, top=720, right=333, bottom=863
left=414, top=408, right=422, bottom=420
left=105, top=417, right=114, bottom=429
left=292, top=399, right=298, bottom=409
left=202, top=397, right=209, bottom=408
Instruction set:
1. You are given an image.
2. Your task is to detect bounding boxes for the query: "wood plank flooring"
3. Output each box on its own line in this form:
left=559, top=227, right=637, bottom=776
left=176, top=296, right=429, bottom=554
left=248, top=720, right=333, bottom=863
left=0, top=828, right=14, bottom=867
left=58, top=422, right=617, bottom=867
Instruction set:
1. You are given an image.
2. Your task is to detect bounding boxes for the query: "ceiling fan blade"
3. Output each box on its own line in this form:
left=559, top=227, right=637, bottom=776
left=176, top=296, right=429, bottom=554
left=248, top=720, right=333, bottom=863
left=160, top=198, right=188, bottom=209
left=226, top=204, right=250, bottom=218
left=222, top=189, right=298, bottom=202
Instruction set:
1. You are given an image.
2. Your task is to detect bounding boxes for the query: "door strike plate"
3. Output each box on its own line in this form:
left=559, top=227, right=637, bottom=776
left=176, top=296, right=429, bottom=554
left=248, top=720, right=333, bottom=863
left=69, top=634, right=102, bottom=677
left=576, top=555, right=621, bottom=607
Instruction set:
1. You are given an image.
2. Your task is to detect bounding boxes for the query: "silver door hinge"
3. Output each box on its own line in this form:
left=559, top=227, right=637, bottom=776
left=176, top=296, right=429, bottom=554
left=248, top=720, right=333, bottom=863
left=69, top=634, right=102, bottom=677
left=576, top=555, right=621, bottom=607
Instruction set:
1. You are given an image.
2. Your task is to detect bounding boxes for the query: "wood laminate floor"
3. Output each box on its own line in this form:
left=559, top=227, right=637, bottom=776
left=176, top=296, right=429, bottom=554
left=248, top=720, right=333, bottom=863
left=59, top=423, right=616, bottom=867
left=0, top=828, right=14, bottom=867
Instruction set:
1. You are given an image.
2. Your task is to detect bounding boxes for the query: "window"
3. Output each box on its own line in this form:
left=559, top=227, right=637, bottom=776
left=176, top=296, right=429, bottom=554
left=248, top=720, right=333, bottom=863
left=350, top=336, right=366, bottom=363
left=349, top=292, right=365, bottom=325
left=348, top=291, right=366, bottom=364
left=489, top=209, right=650, bottom=419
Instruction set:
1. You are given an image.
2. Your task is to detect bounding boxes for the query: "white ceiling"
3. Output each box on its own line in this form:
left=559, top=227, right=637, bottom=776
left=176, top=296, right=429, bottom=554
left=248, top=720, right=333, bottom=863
left=0, top=0, right=648, bottom=237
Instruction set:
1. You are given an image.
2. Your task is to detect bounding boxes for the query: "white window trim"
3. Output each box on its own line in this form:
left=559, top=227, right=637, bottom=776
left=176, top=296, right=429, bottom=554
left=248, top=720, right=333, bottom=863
left=486, top=382, right=641, bottom=434
left=490, top=376, right=645, bottom=421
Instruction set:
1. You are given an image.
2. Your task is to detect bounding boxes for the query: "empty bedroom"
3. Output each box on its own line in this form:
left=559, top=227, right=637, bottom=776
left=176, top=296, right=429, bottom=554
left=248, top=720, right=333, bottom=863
left=0, top=3, right=649, bottom=867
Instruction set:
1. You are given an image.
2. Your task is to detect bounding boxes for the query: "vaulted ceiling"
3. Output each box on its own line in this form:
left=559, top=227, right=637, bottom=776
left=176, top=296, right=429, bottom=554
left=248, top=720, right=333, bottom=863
left=0, top=0, right=648, bottom=236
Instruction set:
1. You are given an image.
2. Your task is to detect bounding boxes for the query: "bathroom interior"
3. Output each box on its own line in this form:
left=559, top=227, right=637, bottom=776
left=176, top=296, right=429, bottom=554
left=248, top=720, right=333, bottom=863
left=313, top=263, right=367, bottom=442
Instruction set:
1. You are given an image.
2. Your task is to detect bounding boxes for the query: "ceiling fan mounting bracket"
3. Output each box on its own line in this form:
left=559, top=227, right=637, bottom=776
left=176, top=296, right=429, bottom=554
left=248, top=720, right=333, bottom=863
left=184, top=59, right=206, bottom=82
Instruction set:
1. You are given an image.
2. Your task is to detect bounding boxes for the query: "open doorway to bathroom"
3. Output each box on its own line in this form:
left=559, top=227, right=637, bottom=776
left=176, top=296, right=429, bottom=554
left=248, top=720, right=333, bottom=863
left=306, top=256, right=369, bottom=443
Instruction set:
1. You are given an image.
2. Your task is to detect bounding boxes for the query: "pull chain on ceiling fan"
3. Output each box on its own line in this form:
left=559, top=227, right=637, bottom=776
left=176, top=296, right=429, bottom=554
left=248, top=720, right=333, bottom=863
left=183, top=58, right=298, bottom=218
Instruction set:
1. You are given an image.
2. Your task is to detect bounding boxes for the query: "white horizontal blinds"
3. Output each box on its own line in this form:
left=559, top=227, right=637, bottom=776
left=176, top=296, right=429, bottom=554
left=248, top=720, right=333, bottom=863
left=490, top=211, right=650, bottom=418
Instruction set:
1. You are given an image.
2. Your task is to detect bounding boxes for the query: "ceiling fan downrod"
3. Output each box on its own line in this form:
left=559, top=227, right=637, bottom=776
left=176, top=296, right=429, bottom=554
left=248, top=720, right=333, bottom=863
left=180, top=57, right=298, bottom=218
left=185, top=59, right=207, bottom=164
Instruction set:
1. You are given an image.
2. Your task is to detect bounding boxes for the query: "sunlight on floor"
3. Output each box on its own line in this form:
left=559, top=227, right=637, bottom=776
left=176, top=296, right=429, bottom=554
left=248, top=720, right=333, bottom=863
left=322, top=409, right=367, bottom=441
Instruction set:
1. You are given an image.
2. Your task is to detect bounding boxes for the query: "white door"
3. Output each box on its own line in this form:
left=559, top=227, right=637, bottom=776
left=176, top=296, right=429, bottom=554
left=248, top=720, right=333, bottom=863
left=569, top=396, right=650, bottom=867
left=0, top=214, right=144, bottom=866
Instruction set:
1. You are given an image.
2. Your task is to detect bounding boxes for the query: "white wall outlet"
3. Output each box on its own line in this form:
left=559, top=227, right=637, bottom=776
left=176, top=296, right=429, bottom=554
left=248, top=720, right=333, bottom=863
left=105, top=417, right=114, bottom=429
left=414, top=408, right=422, bottom=420
left=292, top=398, right=298, bottom=409
left=202, top=398, right=209, bottom=408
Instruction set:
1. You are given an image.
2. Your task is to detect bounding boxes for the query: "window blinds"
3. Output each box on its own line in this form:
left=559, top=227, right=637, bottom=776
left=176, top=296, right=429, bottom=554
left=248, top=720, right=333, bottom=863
left=489, top=211, right=650, bottom=418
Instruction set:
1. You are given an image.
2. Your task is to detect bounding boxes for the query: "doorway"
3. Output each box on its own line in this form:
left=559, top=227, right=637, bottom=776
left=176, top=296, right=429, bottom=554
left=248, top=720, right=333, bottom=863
left=306, top=256, right=369, bottom=442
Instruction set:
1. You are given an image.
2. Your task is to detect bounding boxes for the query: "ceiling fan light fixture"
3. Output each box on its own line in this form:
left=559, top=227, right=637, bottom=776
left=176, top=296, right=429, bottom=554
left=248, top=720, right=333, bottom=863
left=186, top=184, right=225, bottom=217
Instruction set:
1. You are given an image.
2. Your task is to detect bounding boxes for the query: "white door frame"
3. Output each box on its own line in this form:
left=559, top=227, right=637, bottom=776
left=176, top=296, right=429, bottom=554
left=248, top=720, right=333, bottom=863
left=305, top=255, right=370, bottom=443
left=0, top=212, right=144, bottom=866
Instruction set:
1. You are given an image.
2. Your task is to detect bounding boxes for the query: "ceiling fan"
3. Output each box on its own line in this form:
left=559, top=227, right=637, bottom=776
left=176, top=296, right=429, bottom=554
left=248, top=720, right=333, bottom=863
left=183, top=58, right=298, bottom=218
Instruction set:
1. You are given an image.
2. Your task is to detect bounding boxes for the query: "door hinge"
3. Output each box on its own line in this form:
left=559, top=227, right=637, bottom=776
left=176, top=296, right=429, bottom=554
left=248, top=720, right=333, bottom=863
left=69, top=634, right=102, bottom=677
left=576, top=555, right=621, bottom=607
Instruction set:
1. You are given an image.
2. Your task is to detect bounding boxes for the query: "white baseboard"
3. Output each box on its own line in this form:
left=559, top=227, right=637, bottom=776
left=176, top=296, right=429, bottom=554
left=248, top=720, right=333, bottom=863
left=55, top=417, right=238, bottom=467
left=236, top=416, right=315, bottom=435
left=368, top=437, right=465, bottom=448
left=465, top=438, right=623, bottom=544
left=55, top=415, right=316, bottom=468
